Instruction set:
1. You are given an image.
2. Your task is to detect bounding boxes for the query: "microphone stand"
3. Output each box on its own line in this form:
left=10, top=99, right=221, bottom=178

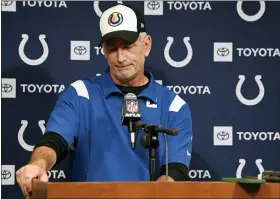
left=139, top=124, right=160, bottom=181
left=135, top=121, right=178, bottom=182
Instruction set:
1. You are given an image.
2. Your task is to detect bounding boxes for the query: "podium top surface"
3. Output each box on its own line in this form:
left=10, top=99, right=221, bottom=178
left=31, top=180, right=280, bottom=198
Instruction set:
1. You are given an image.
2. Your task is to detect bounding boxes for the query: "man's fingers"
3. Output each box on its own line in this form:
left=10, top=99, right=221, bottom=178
left=20, top=170, right=32, bottom=198
left=20, top=168, right=26, bottom=188
left=20, top=185, right=31, bottom=199
left=17, top=167, right=37, bottom=197
left=16, top=170, right=22, bottom=186
left=24, top=177, right=33, bottom=192
left=16, top=164, right=48, bottom=198
left=39, top=173, right=49, bottom=183
left=16, top=170, right=29, bottom=198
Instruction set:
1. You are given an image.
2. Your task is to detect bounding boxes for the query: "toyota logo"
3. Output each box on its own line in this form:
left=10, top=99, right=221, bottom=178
left=74, top=46, right=87, bottom=55
left=147, top=1, right=160, bottom=10
left=1, top=170, right=11, bottom=179
left=217, top=131, right=230, bottom=140
left=2, top=83, right=13, bottom=93
left=217, top=47, right=230, bottom=57
left=2, top=1, right=12, bottom=6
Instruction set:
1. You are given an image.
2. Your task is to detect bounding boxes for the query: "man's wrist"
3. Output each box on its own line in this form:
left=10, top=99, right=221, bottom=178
left=29, top=159, right=48, bottom=171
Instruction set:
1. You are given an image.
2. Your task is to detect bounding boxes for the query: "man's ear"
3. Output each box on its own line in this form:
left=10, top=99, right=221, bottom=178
left=144, top=35, right=152, bottom=57
left=102, top=44, right=108, bottom=59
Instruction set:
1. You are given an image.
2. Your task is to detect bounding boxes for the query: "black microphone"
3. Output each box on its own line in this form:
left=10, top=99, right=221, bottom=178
left=135, top=121, right=179, bottom=136
left=121, top=93, right=141, bottom=149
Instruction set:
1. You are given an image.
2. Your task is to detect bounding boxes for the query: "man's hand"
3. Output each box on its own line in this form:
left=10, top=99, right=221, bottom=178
left=16, top=164, right=49, bottom=198
left=157, top=175, right=175, bottom=182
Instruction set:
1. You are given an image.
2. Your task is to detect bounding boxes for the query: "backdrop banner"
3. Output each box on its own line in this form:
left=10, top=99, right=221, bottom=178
left=2, top=1, right=280, bottom=198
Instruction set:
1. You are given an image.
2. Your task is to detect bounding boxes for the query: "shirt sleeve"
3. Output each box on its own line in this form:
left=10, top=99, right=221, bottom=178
left=165, top=95, right=193, bottom=169
left=44, top=85, right=80, bottom=150
left=34, top=132, right=69, bottom=164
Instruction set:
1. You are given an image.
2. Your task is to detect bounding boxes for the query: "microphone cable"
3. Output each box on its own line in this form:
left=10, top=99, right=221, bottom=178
left=163, top=133, right=168, bottom=182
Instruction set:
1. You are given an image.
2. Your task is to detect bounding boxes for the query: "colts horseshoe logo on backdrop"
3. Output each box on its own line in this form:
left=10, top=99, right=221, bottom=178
left=18, top=34, right=49, bottom=66
left=237, top=1, right=266, bottom=22
left=236, top=159, right=264, bottom=178
left=236, top=75, right=265, bottom=106
left=18, top=120, right=46, bottom=152
left=164, top=37, right=193, bottom=68
left=93, top=1, right=123, bottom=17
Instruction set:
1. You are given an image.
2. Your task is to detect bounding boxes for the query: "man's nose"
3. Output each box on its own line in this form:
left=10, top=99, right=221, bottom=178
left=116, top=48, right=127, bottom=64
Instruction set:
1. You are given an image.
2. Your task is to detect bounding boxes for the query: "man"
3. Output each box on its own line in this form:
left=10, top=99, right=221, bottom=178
left=16, top=3, right=193, bottom=198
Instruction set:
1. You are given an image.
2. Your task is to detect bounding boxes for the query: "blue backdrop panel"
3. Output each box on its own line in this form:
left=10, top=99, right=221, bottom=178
left=2, top=1, right=280, bottom=198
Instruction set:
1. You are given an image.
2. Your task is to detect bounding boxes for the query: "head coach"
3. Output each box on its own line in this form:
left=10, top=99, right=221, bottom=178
left=16, top=3, right=193, bottom=198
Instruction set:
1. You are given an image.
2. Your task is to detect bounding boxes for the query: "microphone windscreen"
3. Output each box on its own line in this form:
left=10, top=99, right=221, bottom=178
left=124, top=93, right=137, bottom=100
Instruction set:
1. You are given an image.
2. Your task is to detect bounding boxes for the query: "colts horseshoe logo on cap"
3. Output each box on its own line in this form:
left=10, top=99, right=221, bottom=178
left=108, top=12, right=123, bottom=27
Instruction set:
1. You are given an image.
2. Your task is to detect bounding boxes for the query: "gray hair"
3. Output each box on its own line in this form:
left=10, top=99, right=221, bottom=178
left=138, top=32, right=147, bottom=43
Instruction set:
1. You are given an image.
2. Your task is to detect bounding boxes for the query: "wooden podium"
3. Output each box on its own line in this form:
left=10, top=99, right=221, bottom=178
left=31, top=180, right=280, bottom=198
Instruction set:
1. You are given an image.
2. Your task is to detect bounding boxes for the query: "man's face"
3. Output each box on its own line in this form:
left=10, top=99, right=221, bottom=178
left=103, top=35, right=151, bottom=83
